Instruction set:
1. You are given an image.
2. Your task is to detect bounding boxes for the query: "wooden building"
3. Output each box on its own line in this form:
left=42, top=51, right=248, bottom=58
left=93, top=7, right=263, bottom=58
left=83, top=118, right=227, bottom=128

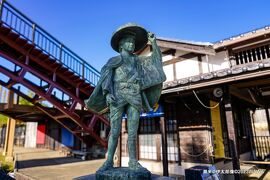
left=119, top=26, right=270, bottom=179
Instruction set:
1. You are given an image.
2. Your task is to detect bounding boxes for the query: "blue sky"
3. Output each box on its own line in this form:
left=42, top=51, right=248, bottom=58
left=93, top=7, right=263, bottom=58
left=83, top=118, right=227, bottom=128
left=7, top=0, right=270, bottom=71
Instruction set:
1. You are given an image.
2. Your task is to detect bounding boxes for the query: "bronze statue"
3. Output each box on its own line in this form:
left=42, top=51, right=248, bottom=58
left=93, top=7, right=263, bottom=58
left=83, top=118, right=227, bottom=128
left=85, top=23, right=166, bottom=173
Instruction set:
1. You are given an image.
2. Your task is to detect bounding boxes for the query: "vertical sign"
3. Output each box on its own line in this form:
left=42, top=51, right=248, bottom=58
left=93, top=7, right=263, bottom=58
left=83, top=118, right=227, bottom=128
left=210, top=100, right=225, bottom=157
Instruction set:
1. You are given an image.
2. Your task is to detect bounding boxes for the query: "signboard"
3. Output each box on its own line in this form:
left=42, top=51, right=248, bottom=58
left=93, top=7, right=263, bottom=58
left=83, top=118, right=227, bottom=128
left=210, top=100, right=225, bottom=157
left=123, top=104, right=164, bottom=119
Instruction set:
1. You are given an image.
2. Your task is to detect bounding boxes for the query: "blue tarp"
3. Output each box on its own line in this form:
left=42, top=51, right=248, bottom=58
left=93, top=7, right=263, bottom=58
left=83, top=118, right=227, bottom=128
left=61, top=127, right=74, bottom=147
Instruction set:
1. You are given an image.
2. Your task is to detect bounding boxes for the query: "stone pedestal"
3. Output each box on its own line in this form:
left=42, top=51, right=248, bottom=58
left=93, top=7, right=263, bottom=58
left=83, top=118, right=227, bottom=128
left=96, top=167, right=151, bottom=180
left=73, top=174, right=175, bottom=180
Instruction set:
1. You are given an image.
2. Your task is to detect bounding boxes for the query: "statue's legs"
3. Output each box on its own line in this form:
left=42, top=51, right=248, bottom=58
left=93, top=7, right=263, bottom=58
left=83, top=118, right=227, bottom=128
left=97, top=105, right=124, bottom=172
left=126, top=105, right=144, bottom=170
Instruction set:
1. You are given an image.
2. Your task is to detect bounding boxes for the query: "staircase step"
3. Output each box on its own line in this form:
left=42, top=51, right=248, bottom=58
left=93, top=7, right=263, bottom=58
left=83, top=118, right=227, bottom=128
left=0, top=25, right=11, bottom=35
left=63, top=70, right=74, bottom=76
left=38, top=53, right=50, bottom=60
left=15, top=38, right=28, bottom=46
left=7, top=31, right=20, bottom=40
left=74, top=78, right=84, bottom=83
left=23, top=43, right=35, bottom=50
left=45, top=58, right=57, bottom=66
left=51, top=62, right=61, bottom=69
left=70, top=75, right=80, bottom=80
left=58, top=66, right=69, bottom=72
left=44, top=57, right=55, bottom=63
left=31, top=48, right=43, bottom=56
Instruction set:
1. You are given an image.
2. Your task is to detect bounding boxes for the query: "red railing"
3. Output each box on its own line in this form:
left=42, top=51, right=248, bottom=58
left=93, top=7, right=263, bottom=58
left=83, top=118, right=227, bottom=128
left=0, top=0, right=100, bottom=86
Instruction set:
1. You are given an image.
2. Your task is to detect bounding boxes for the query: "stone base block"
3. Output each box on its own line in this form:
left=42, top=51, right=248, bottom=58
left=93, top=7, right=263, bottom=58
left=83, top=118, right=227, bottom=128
left=74, top=170, right=175, bottom=180
left=96, top=167, right=151, bottom=180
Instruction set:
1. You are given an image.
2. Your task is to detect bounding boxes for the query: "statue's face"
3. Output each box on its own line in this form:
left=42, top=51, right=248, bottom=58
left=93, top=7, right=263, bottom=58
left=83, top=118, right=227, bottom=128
left=119, top=36, right=135, bottom=53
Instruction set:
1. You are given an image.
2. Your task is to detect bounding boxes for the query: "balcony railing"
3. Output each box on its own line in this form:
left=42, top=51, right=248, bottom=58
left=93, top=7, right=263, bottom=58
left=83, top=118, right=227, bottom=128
left=233, top=44, right=270, bottom=66
left=253, top=136, right=270, bottom=160
left=0, top=0, right=100, bottom=86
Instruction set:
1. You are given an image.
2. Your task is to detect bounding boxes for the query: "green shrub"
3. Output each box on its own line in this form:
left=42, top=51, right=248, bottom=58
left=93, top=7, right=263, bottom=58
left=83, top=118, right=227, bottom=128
left=0, top=154, right=14, bottom=173
left=0, top=114, right=8, bottom=125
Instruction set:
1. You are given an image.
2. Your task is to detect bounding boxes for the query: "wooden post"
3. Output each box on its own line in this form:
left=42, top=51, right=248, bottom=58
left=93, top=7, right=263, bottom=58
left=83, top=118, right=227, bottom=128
left=119, top=131, right=122, bottom=167
left=205, top=55, right=210, bottom=72
left=116, top=119, right=126, bottom=167
left=160, top=117, right=169, bottom=176
left=0, top=85, right=2, bottom=102
left=156, top=134, right=161, bottom=161
left=223, top=86, right=241, bottom=180
left=198, top=55, right=203, bottom=74
left=2, top=91, right=16, bottom=161
left=116, top=129, right=122, bottom=167
left=264, top=107, right=270, bottom=136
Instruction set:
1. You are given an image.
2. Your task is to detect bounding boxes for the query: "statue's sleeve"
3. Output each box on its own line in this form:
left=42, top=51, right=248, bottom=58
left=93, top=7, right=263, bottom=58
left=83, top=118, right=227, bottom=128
left=150, top=40, right=163, bottom=67
left=101, top=68, right=113, bottom=96
left=139, top=40, right=166, bottom=90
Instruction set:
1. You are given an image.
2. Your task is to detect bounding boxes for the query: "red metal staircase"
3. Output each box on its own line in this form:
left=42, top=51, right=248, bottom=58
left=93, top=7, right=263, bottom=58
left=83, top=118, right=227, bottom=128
left=0, top=1, right=109, bottom=147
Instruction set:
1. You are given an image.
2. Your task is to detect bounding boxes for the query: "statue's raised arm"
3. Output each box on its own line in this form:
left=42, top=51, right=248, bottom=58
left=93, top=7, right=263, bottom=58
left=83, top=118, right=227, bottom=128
left=139, top=32, right=166, bottom=90
left=148, top=32, right=162, bottom=67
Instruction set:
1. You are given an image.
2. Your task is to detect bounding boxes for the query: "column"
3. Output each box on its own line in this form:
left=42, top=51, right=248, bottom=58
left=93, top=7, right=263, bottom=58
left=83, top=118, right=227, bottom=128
left=160, top=117, right=169, bottom=176
left=223, top=86, right=241, bottom=180
left=2, top=91, right=16, bottom=161
left=264, top=107, right=270, bottom=136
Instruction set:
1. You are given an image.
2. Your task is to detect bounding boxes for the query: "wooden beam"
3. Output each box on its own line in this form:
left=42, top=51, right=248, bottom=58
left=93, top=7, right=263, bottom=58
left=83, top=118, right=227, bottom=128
left=162, top=49, right=176, bottom=55
left=229, top=86, right=263, bottom=107
left=15, top=112, right=39, bottom=118
left=163, top=53, right=197, bottom=66
left=157, top=39, right=215, bottom=55
left=247, top=88, right=264, bottom=106
left=232, top=39, right=270, bottom=53
left=162, top=68, right=270, bottom=95
left=3, top=104, right=41, bottom=113
left=214, top=31, right=270, bottom=51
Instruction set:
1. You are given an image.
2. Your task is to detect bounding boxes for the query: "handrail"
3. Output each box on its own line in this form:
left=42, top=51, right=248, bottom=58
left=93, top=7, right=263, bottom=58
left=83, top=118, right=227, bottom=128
left=0, top=0, right=100, bottom=86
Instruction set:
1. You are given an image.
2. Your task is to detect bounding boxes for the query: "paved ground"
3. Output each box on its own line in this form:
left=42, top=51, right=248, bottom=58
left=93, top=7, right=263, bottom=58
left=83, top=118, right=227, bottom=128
left=2, top=147, right=269, bottom=180
left=14, top=147, right=105, bottom=180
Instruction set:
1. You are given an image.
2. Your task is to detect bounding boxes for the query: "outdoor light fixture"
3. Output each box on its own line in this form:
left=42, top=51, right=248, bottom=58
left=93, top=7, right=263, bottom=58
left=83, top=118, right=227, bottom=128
left=213, top=88, right=223, bottom=98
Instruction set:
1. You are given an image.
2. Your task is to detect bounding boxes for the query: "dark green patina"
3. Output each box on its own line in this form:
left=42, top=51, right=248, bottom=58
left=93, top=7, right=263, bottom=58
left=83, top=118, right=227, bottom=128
left=85, top=23, right=166, bottom=179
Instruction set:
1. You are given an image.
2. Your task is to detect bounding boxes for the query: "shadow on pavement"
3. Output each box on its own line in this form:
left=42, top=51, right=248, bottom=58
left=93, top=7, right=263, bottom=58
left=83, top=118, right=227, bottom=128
left=17, top=157, right=99, bottom=169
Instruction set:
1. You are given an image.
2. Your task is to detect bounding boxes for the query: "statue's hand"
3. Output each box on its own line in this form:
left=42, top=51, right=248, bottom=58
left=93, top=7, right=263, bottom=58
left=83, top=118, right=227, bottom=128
left=106, top=94, right=115, bottom=106
left=148, top=32, right=156, bottom=43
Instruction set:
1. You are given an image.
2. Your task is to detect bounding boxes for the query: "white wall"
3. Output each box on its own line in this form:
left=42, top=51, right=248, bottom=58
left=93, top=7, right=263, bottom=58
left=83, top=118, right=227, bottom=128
left=201, top=51, right=230, bottom=73
left=175, top=57, right=200, bottom=79
left=161, top=50, right=230, bottom=82
left=163, top=64, right=174, bottom=82
left=162, top=55, right=173, bottom=62
left=24, top=122, right=37, bottom=148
